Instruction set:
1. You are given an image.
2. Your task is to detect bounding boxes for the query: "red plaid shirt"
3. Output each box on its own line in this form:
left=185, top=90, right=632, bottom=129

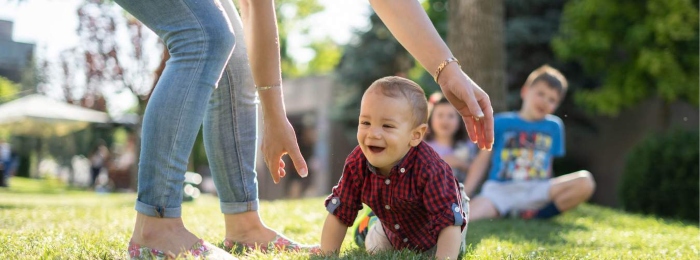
left=325, top=141, right=466, bottom=252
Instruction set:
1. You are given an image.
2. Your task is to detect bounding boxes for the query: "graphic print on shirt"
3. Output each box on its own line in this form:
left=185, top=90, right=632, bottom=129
left=497, top=131, right=553, bottom=181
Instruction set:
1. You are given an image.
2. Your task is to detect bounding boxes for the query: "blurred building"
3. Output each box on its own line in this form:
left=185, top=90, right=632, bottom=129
left=0, top=20, right=35, bottom=83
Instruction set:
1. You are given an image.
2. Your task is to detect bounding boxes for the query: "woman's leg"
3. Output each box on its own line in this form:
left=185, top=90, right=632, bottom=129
left=204, top=0, right=293, bottom=245
left=114, top=0, right=235, bottom=255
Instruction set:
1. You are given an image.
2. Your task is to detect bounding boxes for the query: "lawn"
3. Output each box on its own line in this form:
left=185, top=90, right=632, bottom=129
left=0, top=177, right=698, bottom=259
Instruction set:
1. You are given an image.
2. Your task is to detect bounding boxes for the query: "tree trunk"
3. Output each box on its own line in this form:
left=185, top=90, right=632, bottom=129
left=448, top=0, right=507, bottom=112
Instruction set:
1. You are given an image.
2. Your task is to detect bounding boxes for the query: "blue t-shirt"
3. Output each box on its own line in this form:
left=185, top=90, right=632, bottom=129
left=488, top=112, right=565, bottom=182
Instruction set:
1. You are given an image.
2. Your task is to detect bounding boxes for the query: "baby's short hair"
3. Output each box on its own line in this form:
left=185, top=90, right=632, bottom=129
left=366, top=76, right=428, bottom=127
left=525, top=65, right=568, bottom=97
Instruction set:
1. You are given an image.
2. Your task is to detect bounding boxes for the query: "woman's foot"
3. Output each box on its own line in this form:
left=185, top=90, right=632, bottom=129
left=223, top=211, right=313, bottom=253
left=129, top=213, right=202, bottom=257
left=129, top=239, right=236, bottom=260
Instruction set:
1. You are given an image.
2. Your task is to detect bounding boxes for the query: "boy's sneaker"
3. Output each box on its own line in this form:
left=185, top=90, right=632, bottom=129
left=507, top=208, right=538, bottom=220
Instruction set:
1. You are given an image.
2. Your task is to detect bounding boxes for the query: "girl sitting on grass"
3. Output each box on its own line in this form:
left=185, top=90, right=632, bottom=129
left=426, top=93, right=479, bottom=185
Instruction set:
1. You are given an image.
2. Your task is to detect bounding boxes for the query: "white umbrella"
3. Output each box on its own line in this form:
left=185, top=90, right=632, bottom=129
left=0, top=94, right=110, bottom=137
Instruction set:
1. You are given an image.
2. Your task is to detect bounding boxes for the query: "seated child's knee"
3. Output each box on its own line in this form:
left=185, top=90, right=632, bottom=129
left=579, top=170, right=596, bottom=190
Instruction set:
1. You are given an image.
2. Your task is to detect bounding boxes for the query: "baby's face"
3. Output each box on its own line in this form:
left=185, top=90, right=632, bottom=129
left=357, top=90, right=422, bottom=174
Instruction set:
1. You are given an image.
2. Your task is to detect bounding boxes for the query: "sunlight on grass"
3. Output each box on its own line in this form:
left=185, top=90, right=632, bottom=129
left=4, top=176, right=72, bottom=194
left=0, top=178, right=698, bottom=259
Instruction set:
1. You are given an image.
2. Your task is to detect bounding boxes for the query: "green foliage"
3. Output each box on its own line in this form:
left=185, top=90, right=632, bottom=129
left=425, top=0, right=448, bottom=39
left=0, top=76, right=19, bottom=103
left=619, top=129, right=699, bottom=221
left=306, top=38, right=341, bottom=75
left=553, top=0, right=699, bottom=115
left=274, top=0, right=325, bottom=78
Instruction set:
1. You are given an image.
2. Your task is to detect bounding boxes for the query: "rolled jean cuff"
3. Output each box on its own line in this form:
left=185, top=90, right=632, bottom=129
left=135, top=199, right=182, bottom=218
left=220, top=199, right=259, bottom=214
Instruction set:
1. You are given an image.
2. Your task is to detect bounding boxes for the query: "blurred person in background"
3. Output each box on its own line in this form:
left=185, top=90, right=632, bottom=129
left=465, top=65, right=595, bottom=221
left=89, top=139, right=110, bottom=189
left=0, top=137, right=10, bottom=187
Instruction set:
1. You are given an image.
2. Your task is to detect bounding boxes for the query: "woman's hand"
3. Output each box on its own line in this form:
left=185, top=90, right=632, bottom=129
left=438, top=64, right=494, bottom=150
left=260, top=114, right=308, bottom=184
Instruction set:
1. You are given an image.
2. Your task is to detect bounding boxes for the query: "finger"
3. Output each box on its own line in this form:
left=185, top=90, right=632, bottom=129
left=269, top=155, right=282, bottom=184
left=477, top=118, right=487, bottom=150
left=279, top=159, right=285, bottom=169
left=288, top=143, right=309, bottom=178
left=463, top=79, right=486, bottom=120
left=464, top=116, right=478, bottom=143
left=479, top=97, right=495, bottom=150
left=279, top=167, right=286, bottom=178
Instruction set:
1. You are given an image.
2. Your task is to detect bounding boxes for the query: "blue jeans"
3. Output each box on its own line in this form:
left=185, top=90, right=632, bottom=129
left=115, top=0, right=260, bottom=218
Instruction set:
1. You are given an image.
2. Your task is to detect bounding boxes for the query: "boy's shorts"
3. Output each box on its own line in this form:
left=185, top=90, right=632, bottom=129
left=478, top=180, right=551, bottom=216
left=362, top=184, right=470, bottom=255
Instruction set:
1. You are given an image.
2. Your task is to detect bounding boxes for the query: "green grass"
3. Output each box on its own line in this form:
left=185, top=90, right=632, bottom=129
left=0, top=177, right=698, bottom=259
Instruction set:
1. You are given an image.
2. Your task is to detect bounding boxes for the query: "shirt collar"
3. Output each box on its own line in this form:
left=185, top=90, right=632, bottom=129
left=366, top=144, right=420, bottom=175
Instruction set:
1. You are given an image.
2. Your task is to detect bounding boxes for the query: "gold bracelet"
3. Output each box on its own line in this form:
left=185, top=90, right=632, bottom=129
left=255, top=85, right=280, bottom=91
left=434, top=57, right=460, bottom=83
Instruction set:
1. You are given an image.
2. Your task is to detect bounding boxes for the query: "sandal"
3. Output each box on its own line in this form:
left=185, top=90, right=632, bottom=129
left=222, top=233, right=317, bottom=254
left=128, top=239, right=236, bottom=260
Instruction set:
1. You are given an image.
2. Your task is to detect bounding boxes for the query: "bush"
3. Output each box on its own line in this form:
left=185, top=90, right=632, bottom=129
left=619, top=129, right=699, bottom=221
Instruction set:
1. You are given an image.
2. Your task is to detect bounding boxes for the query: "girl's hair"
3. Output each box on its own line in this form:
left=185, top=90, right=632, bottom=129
left=425, top=93, right=467, bottom=147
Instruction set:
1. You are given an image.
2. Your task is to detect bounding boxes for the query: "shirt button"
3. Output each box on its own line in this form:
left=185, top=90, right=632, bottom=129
left=385, top=179, right=391, bottom=185
left=385, top=205, right=390, bottom=210
left=394, top=224, right=400, bottom=230
left=454, top=207, right=460, bottom=212
left=400, top=168, right=406, bottom=173
left=331, top=198, right=337, bottom=204
left=403, top=238, right=408, bottom=243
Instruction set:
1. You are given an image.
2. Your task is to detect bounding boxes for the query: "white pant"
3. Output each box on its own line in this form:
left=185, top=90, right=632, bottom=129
left=365, top=184, right=470, bottom=255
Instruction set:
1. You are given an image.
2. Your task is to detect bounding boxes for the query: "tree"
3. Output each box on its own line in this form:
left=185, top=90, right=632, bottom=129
left=274, top=0, right=325, bottom=77
left=552, top=0, right=699, bottom=116
left=306, top=38, right=342, bottom=75
left=49, top=0, right=158, bottom=115
left=0, top=76, right=19, bottom=104
left=447, top=0, right=507, bottom=112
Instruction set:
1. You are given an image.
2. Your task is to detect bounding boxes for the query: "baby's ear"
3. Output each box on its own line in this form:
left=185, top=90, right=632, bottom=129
left=410, top=123, right=428, bottom=147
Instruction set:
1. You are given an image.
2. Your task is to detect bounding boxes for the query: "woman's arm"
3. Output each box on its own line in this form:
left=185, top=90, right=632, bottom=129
left=369, top=0, right=494, bottom=150
left=239, top=0, right=307, bottom=183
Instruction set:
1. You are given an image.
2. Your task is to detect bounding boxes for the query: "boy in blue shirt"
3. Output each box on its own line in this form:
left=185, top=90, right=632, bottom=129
left=465, top=65, right=596, bottom=220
